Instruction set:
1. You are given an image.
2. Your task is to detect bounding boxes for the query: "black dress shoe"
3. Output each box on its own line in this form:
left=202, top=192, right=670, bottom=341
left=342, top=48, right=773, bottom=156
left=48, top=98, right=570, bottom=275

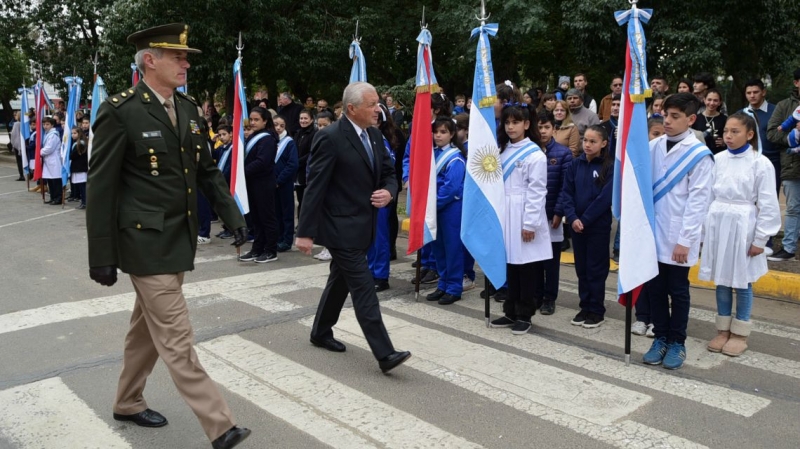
left=378, top=351, right=411, bottom=373
left=426, top=289, right=446, bottom=301
left=540, top=300, right=556, bottom=315
left=375, top=279, right=390, bottom=292
left=16, top=177, right=25, bottom=181
left=438, top=294, right=461, bottom=305
left=310, top=336, right=346, bottom=352
left=212, top=426, right=251, bottom=449
left=113, top=408, right=168, bottom=427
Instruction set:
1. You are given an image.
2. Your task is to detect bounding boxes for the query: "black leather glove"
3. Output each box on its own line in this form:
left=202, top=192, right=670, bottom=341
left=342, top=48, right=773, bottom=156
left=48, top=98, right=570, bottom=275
left=231, top=227, right=248, bottom=248
left=90, top=266, right=118, bottom=286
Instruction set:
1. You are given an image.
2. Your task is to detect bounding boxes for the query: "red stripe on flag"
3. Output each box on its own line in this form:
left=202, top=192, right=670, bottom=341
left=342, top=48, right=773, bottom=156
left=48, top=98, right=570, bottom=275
left=230, top=75, right=243, bottom=196
left=33, top=90, right=45, bottom=181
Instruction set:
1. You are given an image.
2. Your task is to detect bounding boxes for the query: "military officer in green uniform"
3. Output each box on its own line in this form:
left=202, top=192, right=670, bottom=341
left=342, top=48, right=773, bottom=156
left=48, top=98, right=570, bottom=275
left=86, top=23, right=250, bottom=449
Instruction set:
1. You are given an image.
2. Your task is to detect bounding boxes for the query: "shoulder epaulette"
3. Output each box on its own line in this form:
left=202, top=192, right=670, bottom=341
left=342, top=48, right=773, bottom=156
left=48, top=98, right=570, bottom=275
left=107, top=88, right=137, bottom=108
left=177, top=90, right=197, bottom=105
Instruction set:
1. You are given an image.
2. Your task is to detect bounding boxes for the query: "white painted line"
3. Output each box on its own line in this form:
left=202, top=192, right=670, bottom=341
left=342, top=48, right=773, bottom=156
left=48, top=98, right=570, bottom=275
left=380, top=299, right=769, bottom=417
left=302, top=315, right=707, bottom=449
left=0, top=263, right=332, bottom=335
left=302, top=316, right=651, bottom=427
left=0, top=377, right=131, bottom=449
left=0, top=174, right=22, bottom=178
left=0, top=189, right=27, bottom=197
left=194, top=254, right=238, bottom=264
left=733, top=350, right=800, bottom=380
left=199, top=335, right=484, bottom=449
left=0, top=209, right=75, bottom=229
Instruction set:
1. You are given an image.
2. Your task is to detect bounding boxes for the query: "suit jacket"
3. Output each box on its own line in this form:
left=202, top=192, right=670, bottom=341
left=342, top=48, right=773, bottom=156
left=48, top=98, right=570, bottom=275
left=297, top=117, right=397, bottom=251
left=86, top=82, right=246, bottom=275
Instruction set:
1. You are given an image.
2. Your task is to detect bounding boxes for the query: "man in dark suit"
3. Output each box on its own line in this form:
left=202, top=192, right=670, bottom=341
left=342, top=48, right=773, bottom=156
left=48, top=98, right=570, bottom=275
left=296, top=82, right=411, bottom=374
left=86, top=23, right=250, bottom=449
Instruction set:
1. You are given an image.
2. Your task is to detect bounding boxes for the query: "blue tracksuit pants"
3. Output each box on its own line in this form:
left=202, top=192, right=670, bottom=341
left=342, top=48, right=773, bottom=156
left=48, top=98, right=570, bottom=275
left=432, top=202, right=464, bottom=296
left=275, top=182, right=295, bottom=246
left=368, top=207, right=391, bottom=280
left=572, top=230, right=609, bottom=317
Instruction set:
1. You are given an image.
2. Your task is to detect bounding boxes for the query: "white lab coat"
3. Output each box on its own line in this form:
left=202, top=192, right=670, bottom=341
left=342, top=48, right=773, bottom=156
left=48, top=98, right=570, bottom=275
left=650, top=133, right=715, bottom=266
left=699, top=149, right=781, bottom=288
left=40, top=129, right=62, bottom=179
left=501, top=138, right=552, bottom=264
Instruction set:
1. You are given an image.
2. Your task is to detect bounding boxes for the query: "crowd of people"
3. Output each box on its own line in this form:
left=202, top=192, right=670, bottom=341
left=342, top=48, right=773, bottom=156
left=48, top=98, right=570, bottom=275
left=7, top=68, right=800, bottom=371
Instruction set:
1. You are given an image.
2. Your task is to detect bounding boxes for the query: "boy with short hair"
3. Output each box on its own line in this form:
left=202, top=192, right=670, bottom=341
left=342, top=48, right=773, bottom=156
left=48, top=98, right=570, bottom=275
left=643, top=93, right=714, bottom=370
left=453, top=95, right=466, bottom=115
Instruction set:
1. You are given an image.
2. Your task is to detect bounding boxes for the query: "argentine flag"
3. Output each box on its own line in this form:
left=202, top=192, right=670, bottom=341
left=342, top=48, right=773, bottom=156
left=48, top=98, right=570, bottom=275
left=87, top=75, right=108, bottom=161
left=461, top=23, right=507, bottom=288
left=61, top=76, right=83, bottom=185
left=230, top=58, right=250, bottom=215
left=18, top=86, right=31, bottom=175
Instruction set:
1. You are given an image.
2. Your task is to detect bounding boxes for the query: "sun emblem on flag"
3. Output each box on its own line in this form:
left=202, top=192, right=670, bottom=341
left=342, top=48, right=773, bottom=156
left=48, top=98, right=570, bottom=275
left=469, top=145, right=503, bottom=183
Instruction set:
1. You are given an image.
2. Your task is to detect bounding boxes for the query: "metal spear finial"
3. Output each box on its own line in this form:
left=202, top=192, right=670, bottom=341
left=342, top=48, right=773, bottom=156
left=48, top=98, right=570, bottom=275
left=92, top=51, right=98, bottom=75
left=420, top=6, right=427, bottom=29
left=476, top=0, right=491, bottom=24
left=353, top=20, right=361, bottom=42
left=236, top=32, right=244, bottom=60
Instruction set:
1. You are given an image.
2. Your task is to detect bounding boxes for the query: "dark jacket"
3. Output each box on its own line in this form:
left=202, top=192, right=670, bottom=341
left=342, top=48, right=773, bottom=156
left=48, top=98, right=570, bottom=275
left=244, top=129, right=277, bottom=181
left=297, top=116, right=397, bottom=250
left=560, top=151, right=614, bottom=232
left=277, top=102, right=303, bottom=135
left=86, top=82, right=245, bottom=275
left=543, top=138, right=573, bottom=219
left=767, top=88, right=800, bottom=181
left=275, top=136, right=299, bottom=186
left=600, top=118, right=619, bottom=158
left=70, top=141, right=88, bottom=173
left=294, top=125, right=316, bottom=185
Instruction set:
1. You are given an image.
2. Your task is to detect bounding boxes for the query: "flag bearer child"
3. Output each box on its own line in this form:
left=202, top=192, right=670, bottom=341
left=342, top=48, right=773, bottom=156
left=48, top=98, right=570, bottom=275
left=489, top=104, right=552, bottom=334
left=425, top=117, right=466, bottom=305
left=643, top=93, right=714, bottom=370
left=561, top=125, right=614, bottom=329
left=700, top=113, right=780, bottom=356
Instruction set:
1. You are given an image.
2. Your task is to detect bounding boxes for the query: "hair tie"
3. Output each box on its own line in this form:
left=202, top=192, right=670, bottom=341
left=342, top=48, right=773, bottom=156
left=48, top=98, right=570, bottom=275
left=504, top=80, right=514, bottom=88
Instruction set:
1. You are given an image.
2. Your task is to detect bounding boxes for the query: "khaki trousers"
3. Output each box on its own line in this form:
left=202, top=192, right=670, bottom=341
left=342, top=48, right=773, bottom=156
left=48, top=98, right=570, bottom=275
left=113, top=273, right=234, bottom=441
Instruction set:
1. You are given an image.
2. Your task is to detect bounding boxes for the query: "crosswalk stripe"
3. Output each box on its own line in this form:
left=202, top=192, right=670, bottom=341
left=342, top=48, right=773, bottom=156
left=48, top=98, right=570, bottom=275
left=0, top=377, right=131, bottom=449
left=0, top=263, right=332, bottom=335
left=380, top=299, right=769, bottom=416
left=198, top=335, right=485, bottom=449
left=304, top=315, right=708, bottom=449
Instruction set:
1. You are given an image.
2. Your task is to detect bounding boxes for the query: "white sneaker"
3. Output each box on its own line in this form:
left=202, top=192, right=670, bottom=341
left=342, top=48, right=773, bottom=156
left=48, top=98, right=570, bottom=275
left=764, top=247, right=774, bottom=257
left=646, top=323, right=655, bottom=338
left=197, top=236, right=211, bottom=245
left=631, top=320, right=647, bottom=336
left=462, top=276, right=476, bottom=291
left=314, top=248, right=332, bottom=261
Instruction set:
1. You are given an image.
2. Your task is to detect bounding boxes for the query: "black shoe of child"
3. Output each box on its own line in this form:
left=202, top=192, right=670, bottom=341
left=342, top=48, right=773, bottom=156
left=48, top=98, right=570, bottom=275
left=540, top=301, right=555, bottom=315
left=420, top=270, right=439, bottom=284
left=480, top=285, right=497, bottom=299
left=426, top=289, right=446, bottom=301
left=511, top=320, right=532, bottom=335
left=561, top=239, right=571, bottom=251
left=412, top=268, right=430, bottom=285
left=438, top=294, right=461, bottom=305
left=494, top=288, right=508, bottom=303
left=375, top=279, right=390, bottom=292
left=490, top=316, right=515, bottom=328
left=571, top=310, right=588, bottom=326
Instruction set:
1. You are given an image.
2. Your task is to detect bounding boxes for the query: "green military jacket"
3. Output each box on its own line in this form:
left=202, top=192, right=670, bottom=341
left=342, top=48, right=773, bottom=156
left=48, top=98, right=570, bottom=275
left=86, top=82, right=246, bottom=275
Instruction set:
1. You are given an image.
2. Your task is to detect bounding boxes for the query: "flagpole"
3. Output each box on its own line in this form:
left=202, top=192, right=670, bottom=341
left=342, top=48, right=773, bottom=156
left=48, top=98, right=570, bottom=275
left=414, top=250, right=421, bottom=301
left=477, top=0, right=493, bottom=328
left=625, top=291, right=633, bottom=365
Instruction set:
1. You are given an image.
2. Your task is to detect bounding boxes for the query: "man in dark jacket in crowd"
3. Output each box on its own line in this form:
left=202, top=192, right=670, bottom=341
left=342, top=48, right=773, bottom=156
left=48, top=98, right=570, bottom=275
left=277, top=92, right=303, bottom=135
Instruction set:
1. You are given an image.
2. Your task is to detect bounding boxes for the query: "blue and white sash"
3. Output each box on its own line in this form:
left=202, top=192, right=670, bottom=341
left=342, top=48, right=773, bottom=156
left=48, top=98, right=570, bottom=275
left=435, top=147, right=460, bottom=174
left=502, top=142, right=540, bottom=181
left=652, top=142, right=712, bottom=203
left=245, top=132, right=269, bottom=157
left=275, top=136, right=293, bottom=162
left=217, top=146, right=231, bottom=170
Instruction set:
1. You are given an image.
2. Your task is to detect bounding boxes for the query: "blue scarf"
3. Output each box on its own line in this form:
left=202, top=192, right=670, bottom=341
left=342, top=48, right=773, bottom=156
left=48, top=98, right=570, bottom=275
left=727, top=143, right=751, bottom=155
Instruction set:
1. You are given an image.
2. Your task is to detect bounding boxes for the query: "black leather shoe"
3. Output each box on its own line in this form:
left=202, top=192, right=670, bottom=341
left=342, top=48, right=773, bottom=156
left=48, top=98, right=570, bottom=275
left=113, top=408, right=168, bottom=427
left=378, top=351, right=411, bottom=374
left=212, top=426, right=251, bottom=449
left=540, top=300, right=556, bottom=315
left=375, top=279, right=390, bottom=292
left=310, top=336, right=346, bottom=352
left=426, top=289, right=446, bottom=301
left=438, top=294, right=461, bottom=305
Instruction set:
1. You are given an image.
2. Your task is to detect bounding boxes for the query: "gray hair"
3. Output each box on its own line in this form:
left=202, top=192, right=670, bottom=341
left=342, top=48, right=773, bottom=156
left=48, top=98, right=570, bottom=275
left=342, top=82, right=376, bottom=109
left=134, top=48, right=164, bottom=74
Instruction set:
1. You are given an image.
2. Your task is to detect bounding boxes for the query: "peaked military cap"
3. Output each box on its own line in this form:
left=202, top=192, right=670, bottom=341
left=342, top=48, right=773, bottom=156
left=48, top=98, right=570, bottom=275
left=127, top=23, right=202, bottom=54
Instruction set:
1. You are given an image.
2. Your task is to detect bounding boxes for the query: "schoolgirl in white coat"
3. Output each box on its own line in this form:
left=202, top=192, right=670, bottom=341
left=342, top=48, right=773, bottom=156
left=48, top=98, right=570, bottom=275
left=39, top=117, right=63, bottom=204
left=490, top=104, right=551, bottom=335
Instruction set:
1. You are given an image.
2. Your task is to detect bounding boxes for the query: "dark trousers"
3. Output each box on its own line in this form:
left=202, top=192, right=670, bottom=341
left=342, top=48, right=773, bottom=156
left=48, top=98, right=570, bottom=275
left=463, top=246, right=475, bottom=281
left=295, top=184, right=306, bottom=218
left=275, top=182, right=295, bottom=246
left=46, top=178, right=63, bottom=203
left=310, top=247, right=395, bottom=360
left=197, top=192, right=211, bottom=238
left=73, top=182, right=86, bottom=206
left=647, top=262, right=691, bottom=344
left=534, top=241, right=562, bottom=302
left=388, top=197, right=399, bottom=257
left=572, top=231, right=609, bottom=317
left=634, top=284, right=651, bottom=323
left=504, top=261, right=542, bottom=321
left=15, top=153, right=24, bottom=179
left=246, top=178, right=277, bottom=254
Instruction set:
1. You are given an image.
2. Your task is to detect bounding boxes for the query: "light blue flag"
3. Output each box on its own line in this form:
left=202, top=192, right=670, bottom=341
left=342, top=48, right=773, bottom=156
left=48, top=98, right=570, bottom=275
left=61, top=76, right=83, bottom=185
left=87, top=75, right=108, bottom=160
left=18, top=86, right=31, bottom=174
left=349, top=39, right=367, bottom=83
left=460, top=23, right=507, bottom=288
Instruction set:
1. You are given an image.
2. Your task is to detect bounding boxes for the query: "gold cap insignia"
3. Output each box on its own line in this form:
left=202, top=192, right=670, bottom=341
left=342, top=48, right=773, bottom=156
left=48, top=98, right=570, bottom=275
left=180, top=25, right=188, bottom=45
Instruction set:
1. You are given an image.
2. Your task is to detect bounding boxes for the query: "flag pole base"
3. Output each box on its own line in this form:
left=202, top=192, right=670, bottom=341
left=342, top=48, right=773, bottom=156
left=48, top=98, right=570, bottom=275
left=485, top=317, right=490, bottom=328
left=625, top=354, right=630, bottom=366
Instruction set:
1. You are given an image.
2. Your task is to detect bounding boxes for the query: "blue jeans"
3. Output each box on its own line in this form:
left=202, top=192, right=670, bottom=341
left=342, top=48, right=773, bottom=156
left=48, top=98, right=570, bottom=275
left=647, top=262, right=691, bottom=344
left=715, top=284, right=753, bottom=321
left=782, top=180, right=800, bottom=254
left=197, top=192, right=211, bottom=238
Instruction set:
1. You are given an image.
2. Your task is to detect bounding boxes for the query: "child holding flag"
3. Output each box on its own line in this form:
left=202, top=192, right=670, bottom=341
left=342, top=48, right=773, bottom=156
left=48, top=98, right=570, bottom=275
left=489, top=104, right=551, bottom=334
left=40, top=117, right=63, bottom=205
left=562, top=125, right=614, bottom=329
left=643, top=93, right=714, bottom=370
left=425, top=117, right=466, bottom=305
left=69, top=126, right=88, bottom=209
left=700, top=113, right=781, bottom=356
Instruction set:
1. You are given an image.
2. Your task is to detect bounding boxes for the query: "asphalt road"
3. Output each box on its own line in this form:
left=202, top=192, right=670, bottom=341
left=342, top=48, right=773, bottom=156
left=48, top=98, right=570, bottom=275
left=1, top=156, right=799, bottom=449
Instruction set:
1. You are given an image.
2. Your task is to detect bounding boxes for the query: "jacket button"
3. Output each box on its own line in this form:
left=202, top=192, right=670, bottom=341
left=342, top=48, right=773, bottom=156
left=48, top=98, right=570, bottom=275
left=196, top=145, right=201, bottom=150
left=181, top=147, right=185, bottom=152
left=184, top=168, right=189, bottom=174
left=188, top=210, right=192, bottom=216
left=188, top=188, right=192, bottom=194
left=136, top=223, right=142, bottom=229
left=149, top=149, right=154, bottom=154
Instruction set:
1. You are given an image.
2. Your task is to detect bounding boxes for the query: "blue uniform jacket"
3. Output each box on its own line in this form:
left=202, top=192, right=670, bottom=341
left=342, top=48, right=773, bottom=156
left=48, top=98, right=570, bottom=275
left=543, top=138, right=573, bottom=219
left=434, top=146, right=466, bottom=210
left=275, top=137, right=299, bottom=186
left=560, top=151, right=613, bottom=232
left=244, top=130, right=277, bottom=180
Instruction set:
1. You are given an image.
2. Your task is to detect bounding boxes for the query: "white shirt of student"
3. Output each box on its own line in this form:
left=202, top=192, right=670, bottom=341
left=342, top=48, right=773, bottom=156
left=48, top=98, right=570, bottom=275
left=650, top=132, right=715, bottom=266
left=40, top=128, right=63, bottom=179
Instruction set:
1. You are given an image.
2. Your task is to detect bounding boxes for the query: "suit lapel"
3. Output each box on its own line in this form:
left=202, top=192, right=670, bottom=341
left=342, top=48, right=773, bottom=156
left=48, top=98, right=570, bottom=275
left=341, top=117, right=374, bottom=173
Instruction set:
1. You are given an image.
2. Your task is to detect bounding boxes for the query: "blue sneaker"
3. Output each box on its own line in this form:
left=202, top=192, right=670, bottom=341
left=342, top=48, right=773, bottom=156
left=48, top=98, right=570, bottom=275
left=643, top=337, right=668, bottom=365
left=663, top=342, right=687, bottom=370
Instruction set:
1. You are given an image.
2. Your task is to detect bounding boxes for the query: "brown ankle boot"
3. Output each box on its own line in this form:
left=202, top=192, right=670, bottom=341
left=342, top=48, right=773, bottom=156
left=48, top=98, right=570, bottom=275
left=722, top=319, right=752, bottom=357
left=707, top=315, right=732, bottom=353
